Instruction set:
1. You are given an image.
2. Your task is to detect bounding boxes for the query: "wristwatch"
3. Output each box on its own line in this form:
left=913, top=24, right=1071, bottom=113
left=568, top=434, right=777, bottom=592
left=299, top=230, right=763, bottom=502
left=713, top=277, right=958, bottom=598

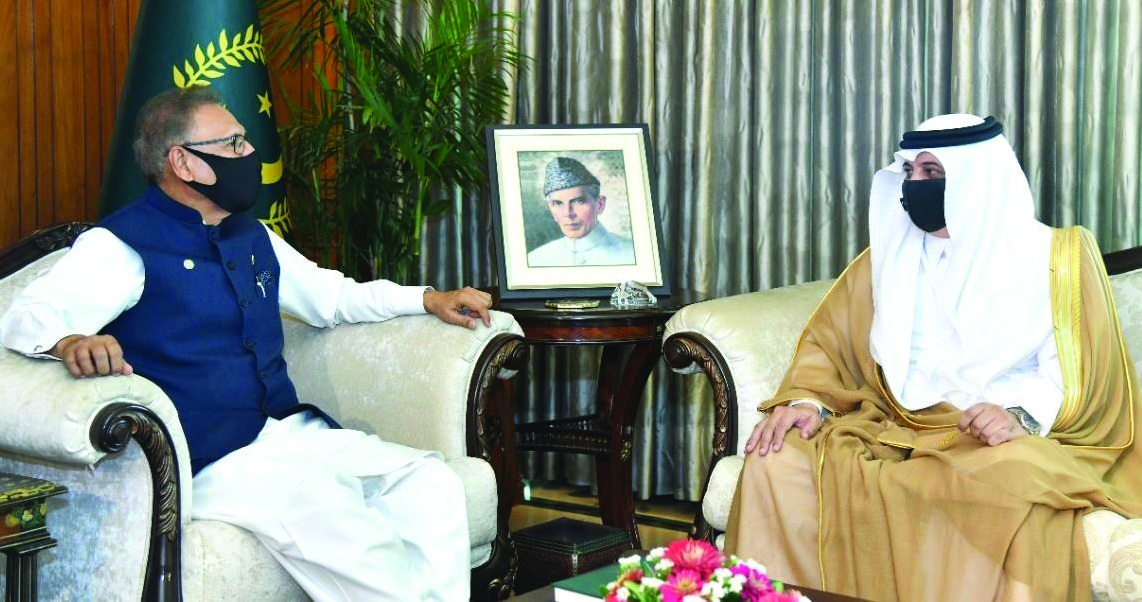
left=1006, top=406, right=1041, bottom=436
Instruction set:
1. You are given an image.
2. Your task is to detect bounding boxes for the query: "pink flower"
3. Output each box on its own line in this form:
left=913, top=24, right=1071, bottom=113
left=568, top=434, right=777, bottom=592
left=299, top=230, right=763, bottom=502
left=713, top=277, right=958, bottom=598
left=663, top=539, right=722, bottom=578
left=616, top=569, right=644, bottom=586
left=661, top=568, right=706, bottom=602
left=730, top=563, right=774, bottom=600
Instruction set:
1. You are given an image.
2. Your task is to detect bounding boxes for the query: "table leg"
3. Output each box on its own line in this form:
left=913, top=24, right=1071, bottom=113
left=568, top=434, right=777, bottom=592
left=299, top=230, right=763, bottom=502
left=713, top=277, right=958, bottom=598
left=594, top=341, right=662, bottom=548
left=4, top=545, right=45, bottom=602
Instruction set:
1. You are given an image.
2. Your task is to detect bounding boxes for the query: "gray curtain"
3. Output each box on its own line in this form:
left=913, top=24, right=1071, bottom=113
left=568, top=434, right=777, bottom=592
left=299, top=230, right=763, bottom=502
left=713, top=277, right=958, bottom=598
left=418, top=0, right=1142, bottom=502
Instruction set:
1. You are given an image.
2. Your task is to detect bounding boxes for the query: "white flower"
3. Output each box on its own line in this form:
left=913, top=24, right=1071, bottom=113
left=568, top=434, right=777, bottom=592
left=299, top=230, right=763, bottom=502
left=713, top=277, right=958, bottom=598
left=655, top=558, right=675, bottom=571
left=606, top=581, right=617, bottom=590
left=730, top=575, right=747, bottom=586
left=648, top=547, right=666, bottom=559
left=728, top=580, right=743, bottom=594
left=713, top=568, right=733, bottom=580
left=641, top=577, right=664, bottom=589
left=615, top=587, right=630, bottom=600
left=702, top=581, right=728, bottom=599
left=682, top=596, right=706, bottom=602
left=619, top=555, right=642, bottom=568
left=745, top=559, right=767, bottom=574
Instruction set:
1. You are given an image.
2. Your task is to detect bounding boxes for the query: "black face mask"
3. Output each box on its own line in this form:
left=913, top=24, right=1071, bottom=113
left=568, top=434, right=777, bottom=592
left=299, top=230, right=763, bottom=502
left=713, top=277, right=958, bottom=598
left=182, top=146, right=262, bottom=214
left=899, top=178, right=947, bottom=233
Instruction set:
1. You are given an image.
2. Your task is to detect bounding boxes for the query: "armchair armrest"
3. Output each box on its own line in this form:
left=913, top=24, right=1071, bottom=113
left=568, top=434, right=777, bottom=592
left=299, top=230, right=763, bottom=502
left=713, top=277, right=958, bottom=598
left=662, top=279, right=834, bottom=455
left=0, top=348, right=190, bottom=600
left=661, top=280, right=832, bottom=542
left=0, top=348, right=191, bottom=497
left=281, top=310, right=526, bottom=459
left=281, top=310, right=528, bottom=599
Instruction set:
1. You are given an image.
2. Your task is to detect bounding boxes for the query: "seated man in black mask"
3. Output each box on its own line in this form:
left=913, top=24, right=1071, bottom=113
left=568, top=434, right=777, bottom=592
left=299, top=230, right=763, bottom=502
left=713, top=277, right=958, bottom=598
left=725, top=114, right=1142, bottom=600
left=1, top=88, right=489, bottom=601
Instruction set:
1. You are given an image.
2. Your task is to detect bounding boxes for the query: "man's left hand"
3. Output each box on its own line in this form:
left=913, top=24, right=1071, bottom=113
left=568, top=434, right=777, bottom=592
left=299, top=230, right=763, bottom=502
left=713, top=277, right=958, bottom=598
left=957, top=402, right=1029, bottom=446
left=424, top=287, right=493, bottom=329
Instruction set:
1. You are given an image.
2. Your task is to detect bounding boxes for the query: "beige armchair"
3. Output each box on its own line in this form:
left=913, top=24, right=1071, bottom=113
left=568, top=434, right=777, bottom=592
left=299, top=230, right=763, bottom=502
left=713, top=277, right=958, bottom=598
left=0, top=223, right=528, bottom=601
left=662, top=245, right=1142, bottom=602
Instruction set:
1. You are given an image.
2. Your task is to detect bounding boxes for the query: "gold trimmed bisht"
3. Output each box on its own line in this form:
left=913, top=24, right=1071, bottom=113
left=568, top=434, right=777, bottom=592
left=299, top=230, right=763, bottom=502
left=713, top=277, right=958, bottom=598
left=727, top=226, right=1142, bottom=602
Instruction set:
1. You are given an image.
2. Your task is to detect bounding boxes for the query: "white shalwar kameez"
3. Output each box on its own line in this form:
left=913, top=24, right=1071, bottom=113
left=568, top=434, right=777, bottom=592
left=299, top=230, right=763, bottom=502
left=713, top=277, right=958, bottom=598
left=0, top=226, right=470, bottom=601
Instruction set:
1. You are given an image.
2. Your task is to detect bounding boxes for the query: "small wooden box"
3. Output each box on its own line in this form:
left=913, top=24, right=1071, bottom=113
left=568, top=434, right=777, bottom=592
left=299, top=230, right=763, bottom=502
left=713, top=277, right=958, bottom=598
left=513, top=517, right=633, bottom=594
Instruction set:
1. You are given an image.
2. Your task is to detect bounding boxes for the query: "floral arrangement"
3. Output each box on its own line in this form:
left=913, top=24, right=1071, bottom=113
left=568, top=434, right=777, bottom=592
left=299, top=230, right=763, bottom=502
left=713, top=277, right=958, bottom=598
left=602, top=539, right=809, bottom=602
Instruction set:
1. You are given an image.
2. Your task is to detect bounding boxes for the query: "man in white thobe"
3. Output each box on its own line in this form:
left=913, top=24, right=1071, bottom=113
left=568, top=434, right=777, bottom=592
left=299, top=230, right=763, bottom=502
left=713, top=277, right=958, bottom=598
left=0, top=88, right=489, bottom=601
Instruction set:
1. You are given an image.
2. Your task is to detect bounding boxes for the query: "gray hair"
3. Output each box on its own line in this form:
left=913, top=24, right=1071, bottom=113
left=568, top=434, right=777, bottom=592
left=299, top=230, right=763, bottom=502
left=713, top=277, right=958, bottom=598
left=133, top=88, right=224, bottom=182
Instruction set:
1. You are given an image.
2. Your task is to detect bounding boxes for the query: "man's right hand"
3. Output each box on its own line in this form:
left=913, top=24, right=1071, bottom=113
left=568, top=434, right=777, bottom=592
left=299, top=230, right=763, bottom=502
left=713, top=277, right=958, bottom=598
left=50, top=334, right=133, bottom=378
left=744, top=404, right=823, bottom=456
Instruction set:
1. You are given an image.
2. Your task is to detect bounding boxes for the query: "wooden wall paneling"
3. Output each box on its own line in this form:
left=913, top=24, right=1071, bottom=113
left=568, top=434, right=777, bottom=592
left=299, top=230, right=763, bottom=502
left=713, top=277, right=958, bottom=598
left=82, top=0, right=105, bottom=220
left=15, top=0, right=38, bottom=239
left=0, top=0, right=18, bottom=247
left=99, top=0, right=138, bottom=215
left=32, top=0, right=54, bottom=230
left=51, top=0, right=88, bottom=225
left=97, top=0, right=117, bottom=209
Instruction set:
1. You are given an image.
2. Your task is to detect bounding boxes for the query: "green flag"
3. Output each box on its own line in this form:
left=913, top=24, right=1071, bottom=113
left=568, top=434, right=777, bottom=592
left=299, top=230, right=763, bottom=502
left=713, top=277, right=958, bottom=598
left=99, top=0, right=290, bottom=236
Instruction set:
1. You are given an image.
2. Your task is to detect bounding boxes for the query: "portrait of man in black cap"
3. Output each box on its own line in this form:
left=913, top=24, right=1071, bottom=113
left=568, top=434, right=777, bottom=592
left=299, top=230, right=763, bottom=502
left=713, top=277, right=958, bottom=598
left=526, top=156, right=636, bottom=267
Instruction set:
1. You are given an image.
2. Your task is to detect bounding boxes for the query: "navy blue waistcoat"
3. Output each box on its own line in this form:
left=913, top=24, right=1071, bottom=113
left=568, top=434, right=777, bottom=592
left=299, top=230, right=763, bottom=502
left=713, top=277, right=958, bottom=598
left=100, top=186, right=322, bottom=474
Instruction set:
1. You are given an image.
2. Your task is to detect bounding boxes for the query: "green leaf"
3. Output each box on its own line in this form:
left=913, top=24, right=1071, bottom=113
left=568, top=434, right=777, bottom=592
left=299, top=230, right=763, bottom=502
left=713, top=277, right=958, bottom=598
left=260, top=0, right=521, bottom=281
left=194, top=45, right=206, bottom=68
left=219, top=29, right=229, bottom=52
left=203, top=70, right=224, bottom=78
left=245, top=24, right=255, bottom=43
left=207, top=42, right=216, bottom=58
left=172, top=65, right=186, bottom=88
left=223, top=55, right=240, bottom=67
left=640, top=557, right=657, bottom=576
left=184, top=60, right=195, bottom=79
left=423, top=200, right=451, bottom=217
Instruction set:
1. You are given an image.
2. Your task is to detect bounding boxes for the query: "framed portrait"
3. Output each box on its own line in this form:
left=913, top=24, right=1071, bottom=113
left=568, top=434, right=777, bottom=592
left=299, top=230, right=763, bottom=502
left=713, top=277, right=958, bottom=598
left=486, top=124, right=669, bottom=300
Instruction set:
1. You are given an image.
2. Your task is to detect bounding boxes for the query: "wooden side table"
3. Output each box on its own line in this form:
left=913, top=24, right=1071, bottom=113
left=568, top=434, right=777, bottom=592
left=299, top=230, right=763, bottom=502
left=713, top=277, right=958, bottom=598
left=498, top=289, right=706, bottom=548
left=0, top=473, right=67, bottom=602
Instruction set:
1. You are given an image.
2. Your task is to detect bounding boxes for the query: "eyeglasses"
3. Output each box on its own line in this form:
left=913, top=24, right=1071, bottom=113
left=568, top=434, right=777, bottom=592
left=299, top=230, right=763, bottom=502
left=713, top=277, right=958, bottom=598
left=182, top=133, right=250, bottom=155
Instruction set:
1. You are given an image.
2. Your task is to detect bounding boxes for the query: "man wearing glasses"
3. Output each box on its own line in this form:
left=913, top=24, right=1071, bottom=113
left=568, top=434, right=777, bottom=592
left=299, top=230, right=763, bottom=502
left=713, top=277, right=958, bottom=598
left=0, top=88, right=486, bottom=601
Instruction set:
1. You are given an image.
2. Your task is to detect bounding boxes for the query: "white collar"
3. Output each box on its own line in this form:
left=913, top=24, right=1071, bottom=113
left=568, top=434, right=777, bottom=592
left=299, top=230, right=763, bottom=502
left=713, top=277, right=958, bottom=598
left=560, top=223, right=610, bottom=252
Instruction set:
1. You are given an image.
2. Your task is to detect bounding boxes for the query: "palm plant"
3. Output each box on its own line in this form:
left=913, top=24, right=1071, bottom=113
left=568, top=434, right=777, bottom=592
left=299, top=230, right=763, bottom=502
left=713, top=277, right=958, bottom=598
left=261, top=0, right=521, bottom=281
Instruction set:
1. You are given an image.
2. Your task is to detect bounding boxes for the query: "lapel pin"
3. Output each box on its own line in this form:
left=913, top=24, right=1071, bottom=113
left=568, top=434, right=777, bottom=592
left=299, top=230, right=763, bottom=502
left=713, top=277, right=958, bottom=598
left=255, top=270, right=273, bottom=298
left=183, top=259, right=195, bottom=270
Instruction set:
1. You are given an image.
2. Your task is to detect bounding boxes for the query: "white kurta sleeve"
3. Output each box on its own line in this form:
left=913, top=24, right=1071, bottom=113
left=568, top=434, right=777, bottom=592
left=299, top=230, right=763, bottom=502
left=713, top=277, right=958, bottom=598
left=0, top=227, right=144, bottom=358
left=266, top=227, right=429, bottom=328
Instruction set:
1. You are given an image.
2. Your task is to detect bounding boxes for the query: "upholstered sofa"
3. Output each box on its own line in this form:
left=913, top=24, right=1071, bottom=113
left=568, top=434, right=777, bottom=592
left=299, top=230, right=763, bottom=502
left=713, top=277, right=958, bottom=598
left=662, top=244, right=1142, bottom=602
left=0, top=223, right=528, bottom=601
